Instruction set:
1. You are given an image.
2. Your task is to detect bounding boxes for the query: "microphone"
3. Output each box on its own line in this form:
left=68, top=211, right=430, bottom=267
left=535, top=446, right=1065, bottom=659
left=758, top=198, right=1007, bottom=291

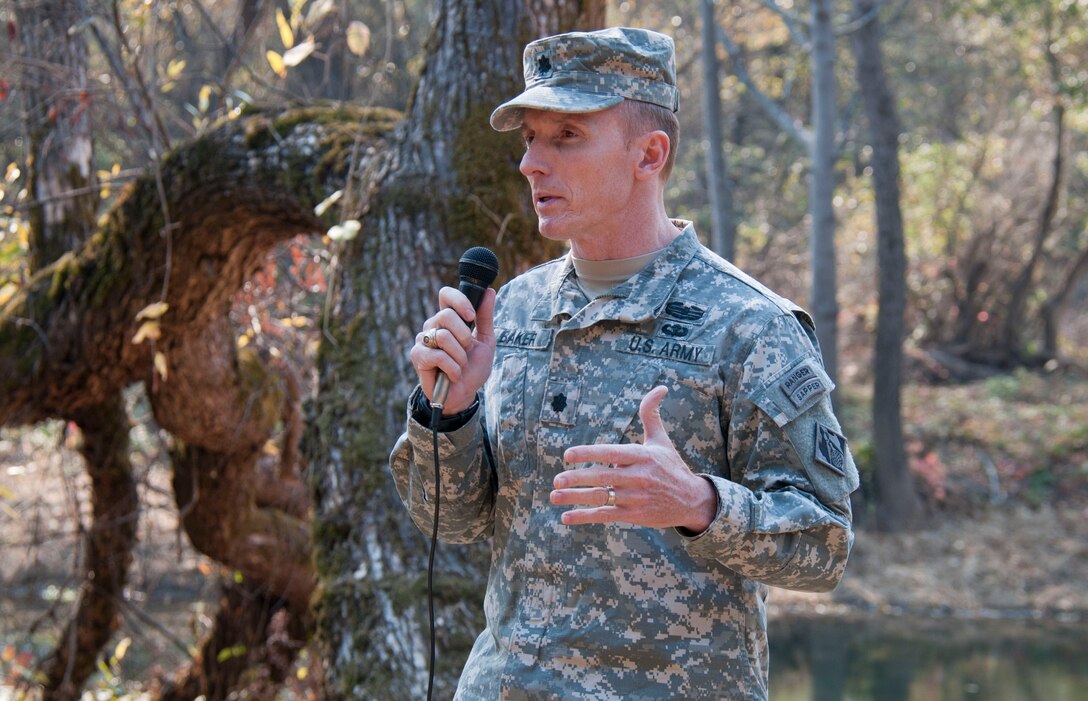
left=431, top=246, right=499, bottom=410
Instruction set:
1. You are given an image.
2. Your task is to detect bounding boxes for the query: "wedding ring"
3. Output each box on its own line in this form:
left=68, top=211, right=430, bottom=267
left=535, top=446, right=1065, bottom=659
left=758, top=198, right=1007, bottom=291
left=422, top=330, right=437, bottom=348
left=605, top=487, right=616, bottom=508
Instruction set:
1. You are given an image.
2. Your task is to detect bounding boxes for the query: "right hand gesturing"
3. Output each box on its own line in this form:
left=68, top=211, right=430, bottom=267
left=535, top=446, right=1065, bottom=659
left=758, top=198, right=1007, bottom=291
left=410, top=285, right=497, bottom=416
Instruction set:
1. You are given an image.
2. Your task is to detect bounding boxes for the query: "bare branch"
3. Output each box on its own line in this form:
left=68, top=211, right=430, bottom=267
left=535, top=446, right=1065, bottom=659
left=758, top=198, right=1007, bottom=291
left=717, top=25, right=812, bottom=149
left=82, top=18, right=159, bottom=147
left=835, top=0, right=910, bottom=36
left=184, top=0, right=290, bottom=99
left=759, top=0, right=810, bottom=50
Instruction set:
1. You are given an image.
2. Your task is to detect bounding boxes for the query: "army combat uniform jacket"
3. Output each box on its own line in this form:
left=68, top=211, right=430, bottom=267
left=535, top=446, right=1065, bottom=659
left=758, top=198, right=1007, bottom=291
left=390, top=224, right=858, bottom=700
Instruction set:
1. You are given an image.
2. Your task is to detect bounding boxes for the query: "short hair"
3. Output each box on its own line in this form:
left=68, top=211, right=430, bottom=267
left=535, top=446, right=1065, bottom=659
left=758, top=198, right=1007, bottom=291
left=620, top=99, right=680, bottom=181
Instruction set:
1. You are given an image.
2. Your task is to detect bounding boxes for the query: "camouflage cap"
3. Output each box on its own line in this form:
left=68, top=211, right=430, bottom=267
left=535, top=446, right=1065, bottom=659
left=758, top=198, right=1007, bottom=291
left=490, top=27, right=679, bottom=132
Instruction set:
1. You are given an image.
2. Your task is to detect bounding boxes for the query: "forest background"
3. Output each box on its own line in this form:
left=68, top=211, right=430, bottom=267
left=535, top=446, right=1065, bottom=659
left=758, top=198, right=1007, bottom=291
left=0, top=0, right=1086, bottom=698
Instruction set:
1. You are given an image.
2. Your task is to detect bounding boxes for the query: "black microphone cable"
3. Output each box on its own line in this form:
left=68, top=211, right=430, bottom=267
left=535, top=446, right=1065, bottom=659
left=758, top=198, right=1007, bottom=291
left=427, top=406, right=442, bottom=701
left=423, top=246, right=498, bottom=701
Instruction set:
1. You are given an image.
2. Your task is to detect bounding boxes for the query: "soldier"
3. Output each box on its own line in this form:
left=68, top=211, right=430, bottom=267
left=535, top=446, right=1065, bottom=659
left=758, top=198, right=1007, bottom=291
left=391, top=26, right=858, bottom=700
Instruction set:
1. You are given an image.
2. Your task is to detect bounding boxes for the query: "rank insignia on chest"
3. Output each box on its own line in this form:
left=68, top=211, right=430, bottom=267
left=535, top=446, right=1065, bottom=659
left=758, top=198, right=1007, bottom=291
left=541, top=379, right=580, bottom=427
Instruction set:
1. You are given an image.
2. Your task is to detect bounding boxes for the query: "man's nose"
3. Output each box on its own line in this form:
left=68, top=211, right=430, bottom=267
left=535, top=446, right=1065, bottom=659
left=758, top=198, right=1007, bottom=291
left=519, top=142, right=549, bottom=177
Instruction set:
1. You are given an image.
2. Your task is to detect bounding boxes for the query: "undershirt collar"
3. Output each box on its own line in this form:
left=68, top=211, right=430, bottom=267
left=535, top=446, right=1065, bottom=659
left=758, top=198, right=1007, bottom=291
left=571, top=246, right=668, bottom=299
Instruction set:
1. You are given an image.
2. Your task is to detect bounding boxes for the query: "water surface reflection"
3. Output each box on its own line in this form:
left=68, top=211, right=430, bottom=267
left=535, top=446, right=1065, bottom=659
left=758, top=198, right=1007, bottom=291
left=769, top=614, right=1088, bottom=701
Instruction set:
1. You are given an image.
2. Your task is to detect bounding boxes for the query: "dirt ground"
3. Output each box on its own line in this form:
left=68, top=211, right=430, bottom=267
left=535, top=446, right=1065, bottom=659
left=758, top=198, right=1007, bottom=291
left=771, top=501, right=1088, bottom=621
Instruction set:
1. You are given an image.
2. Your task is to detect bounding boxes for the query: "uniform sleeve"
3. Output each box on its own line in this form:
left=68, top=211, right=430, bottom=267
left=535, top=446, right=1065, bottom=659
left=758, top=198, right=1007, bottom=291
left=679, top=313, right=858, bottom=592
left=388, top=391, right=497, bottom=544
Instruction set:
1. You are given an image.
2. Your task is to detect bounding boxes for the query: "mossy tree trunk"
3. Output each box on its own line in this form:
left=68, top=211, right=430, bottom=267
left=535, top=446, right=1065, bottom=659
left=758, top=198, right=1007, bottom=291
left=307, top=0, right=601, bottom=698
left=0, top=105, right=392, bottom=698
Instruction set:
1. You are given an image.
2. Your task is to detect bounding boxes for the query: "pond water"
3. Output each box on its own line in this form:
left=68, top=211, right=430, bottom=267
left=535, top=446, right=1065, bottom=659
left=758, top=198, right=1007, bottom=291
left=769, top=613, right=1088, bottom=701
left=4, top=595, right=1086, bottom=700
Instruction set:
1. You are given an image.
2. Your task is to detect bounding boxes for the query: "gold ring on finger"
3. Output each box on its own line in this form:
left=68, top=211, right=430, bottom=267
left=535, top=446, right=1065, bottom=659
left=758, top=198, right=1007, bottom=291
left=605, top=486, right=616, bottom=508
left=422, top=330, right=437, bottom=348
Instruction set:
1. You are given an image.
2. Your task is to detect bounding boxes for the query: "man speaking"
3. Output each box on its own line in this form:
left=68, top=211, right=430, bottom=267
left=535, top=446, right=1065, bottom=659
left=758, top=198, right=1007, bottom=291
left=390, top=26, right=858, bottom=700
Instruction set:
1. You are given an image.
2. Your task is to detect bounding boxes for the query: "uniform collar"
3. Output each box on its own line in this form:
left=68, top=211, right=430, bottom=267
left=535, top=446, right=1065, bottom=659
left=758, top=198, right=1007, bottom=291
left=531, top=220, right=700, bottom=325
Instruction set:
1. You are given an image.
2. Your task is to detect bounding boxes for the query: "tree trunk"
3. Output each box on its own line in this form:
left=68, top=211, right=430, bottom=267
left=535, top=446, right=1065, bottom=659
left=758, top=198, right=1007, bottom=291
left=40, top=393, right=138, bottom=700
left=808, top=0, right=840, bottom=388
left=0, top=105, right=383, bottom=697
left=851, top=0, right=917, bottom=532
left=999, top=8, right=1065, bottom=364
left=15, top=0, right=98, bottom=272
left=1000, top=107, right=1064, bottom=361
left=699, top=0, right=736, bottom=260
left=307, top=1, right=600, bottom=697
left=1041, top=246, right=1088, bottom=358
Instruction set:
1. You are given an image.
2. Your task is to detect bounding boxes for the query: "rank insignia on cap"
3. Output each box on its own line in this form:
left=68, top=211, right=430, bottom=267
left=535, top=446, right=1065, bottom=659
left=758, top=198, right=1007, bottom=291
left=536, top=55, right=552, bottom=77
left=814, top=424, right=847, bottom=475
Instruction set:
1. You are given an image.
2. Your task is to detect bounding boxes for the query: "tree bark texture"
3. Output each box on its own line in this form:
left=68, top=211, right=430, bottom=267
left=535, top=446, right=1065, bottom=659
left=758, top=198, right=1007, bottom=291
left=159, top=579, right=307, bottom=701
left=808, top=0, right=840, bottom=388
left=307, top=1, right=601, bottom=697
left=40, top=393, right=138, bottom=700
left=15, top=0, right=99, bottom=273
left=851, top=0, right=917, bottom=532
left=0, top=106, right=391, bottom=694
left=699, top=0, right=736, bottom=261
left=1042, top=245, right=1088, bottom=358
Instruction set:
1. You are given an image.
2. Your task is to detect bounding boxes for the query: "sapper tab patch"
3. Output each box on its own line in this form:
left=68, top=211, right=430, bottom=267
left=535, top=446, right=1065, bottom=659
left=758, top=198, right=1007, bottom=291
left=814, top=423, right=848, bottom=475
left=780, top=360, right=828, bottom=408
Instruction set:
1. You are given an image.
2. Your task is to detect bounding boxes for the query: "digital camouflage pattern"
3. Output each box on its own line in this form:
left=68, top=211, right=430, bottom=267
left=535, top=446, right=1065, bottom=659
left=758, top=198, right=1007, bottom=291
left=389, top=223, right=858, bottom=700
left=490, top=27, right=680, bottom=132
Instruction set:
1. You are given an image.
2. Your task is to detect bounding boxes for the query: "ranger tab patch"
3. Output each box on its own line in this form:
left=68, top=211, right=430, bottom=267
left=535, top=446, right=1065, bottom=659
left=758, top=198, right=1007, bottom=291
left=780, top=361, right=828, bottom=408
left=814, top=424, right=848, bottom=475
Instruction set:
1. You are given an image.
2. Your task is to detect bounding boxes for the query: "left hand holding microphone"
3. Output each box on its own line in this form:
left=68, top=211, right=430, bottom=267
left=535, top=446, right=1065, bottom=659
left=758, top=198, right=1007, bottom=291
left=551, top=386, right=719, bottom=533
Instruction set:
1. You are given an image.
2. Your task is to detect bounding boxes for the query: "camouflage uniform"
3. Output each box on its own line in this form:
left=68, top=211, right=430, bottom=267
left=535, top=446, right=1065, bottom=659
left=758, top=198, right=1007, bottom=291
left=390, top=223, right=858, bottom=700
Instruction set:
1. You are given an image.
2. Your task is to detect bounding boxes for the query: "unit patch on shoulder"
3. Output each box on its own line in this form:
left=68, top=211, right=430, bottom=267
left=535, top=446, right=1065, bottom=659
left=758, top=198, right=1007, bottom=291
left=663, top=300, right=708, bottom=325
left=814, top=424, right=848, bottom=475
left=780, top=361, right=828, bottom=408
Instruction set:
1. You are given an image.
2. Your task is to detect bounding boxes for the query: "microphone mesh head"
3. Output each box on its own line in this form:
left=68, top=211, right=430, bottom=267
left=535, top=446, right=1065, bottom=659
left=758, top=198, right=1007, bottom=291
left=459, top=247, right=500, bottom=286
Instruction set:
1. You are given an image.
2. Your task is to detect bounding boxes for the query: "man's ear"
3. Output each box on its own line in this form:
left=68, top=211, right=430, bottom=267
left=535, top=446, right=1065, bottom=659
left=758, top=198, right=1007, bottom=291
left=635, top=130, right=670, bottom=181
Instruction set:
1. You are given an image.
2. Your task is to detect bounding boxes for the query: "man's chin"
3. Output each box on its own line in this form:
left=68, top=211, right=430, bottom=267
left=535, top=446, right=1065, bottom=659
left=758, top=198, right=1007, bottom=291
left=535, top=221, right=568, bottom=241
